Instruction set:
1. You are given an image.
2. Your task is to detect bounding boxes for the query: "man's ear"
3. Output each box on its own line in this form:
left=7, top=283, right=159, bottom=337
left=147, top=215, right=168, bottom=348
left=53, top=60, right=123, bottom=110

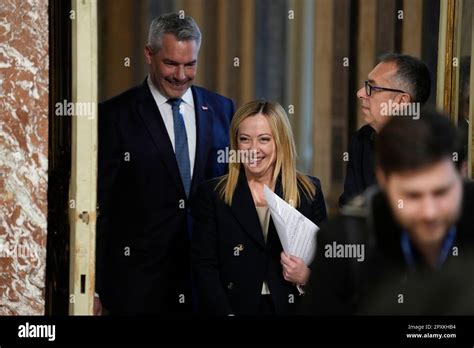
left=376, top=166, right=388, bottom=189
left=461, top=160, right=468, bottom=178
left=144, top=46, right=153, bottom=64
left=394, top=92, right=412, bottom=105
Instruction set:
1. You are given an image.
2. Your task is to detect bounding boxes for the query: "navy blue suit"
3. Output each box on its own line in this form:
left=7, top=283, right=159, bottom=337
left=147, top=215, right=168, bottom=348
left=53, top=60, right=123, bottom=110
left=96, top=79, right=234, bottom=315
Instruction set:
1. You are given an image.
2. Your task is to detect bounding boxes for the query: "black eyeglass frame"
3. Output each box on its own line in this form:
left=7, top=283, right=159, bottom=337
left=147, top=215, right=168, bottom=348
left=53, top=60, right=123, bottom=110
left=364, top=80, right=406, bottom=96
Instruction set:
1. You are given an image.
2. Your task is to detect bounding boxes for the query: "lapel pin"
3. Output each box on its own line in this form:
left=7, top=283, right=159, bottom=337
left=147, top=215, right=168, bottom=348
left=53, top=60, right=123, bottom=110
left=201, top=105, right=208, bottom=111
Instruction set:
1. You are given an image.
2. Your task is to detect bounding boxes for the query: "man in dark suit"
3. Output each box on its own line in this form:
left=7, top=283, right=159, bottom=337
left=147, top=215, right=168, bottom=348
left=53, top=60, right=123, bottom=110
left=339, top=53, right=431, bottom=206
left=303, top=108, right=474, bottom=315
left=95, top=13, right=234, bottom=315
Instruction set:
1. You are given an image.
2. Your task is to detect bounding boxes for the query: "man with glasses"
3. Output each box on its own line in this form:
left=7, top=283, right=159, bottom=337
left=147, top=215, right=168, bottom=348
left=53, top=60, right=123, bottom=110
left=339, top=53, right=431, bottom=206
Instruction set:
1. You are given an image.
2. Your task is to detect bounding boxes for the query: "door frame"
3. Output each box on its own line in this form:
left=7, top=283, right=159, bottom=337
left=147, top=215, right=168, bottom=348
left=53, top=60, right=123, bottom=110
left=68, top=0, right=98, bottom=315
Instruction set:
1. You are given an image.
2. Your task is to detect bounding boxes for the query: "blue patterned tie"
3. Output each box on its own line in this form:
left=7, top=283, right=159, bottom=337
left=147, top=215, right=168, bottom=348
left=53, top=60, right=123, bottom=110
left=167, top=98, right=191, bottom=197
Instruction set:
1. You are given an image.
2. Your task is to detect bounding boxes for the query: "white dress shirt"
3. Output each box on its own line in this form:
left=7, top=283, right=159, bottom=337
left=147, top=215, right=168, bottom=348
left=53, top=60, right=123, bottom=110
left=147, top=76, right=197, bottom=177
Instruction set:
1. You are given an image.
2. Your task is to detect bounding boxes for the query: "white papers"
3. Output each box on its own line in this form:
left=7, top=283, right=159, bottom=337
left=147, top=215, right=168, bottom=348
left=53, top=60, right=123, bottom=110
left=263, top=185, right=319, bottom=265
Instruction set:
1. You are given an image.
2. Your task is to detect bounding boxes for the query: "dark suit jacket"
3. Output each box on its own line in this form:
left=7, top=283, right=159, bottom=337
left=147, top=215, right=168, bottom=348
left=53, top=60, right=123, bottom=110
left=96, top=79, right=234, bottom=315
left=303, top=181, right=474, bottom=315
left=339, top=124, right=377, bottom=206
left=191, top=170, right=327, bottom=315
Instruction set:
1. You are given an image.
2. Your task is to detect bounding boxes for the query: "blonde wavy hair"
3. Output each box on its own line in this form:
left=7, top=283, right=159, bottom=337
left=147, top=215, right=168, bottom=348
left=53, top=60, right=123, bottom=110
left=217, top=100, right=316, bottom=207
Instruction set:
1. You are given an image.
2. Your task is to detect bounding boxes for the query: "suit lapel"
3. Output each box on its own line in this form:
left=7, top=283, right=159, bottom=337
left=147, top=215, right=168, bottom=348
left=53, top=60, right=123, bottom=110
left=190, top=86, right=213, bottom=195
left=134, top=79, right=185, bottom=197
left=266, top=178, right=283, bottom=249
left=230, top=171, right=266, bottom=248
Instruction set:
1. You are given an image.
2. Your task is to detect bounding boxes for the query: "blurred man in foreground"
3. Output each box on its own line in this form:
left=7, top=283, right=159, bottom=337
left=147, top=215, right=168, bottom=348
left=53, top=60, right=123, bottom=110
left=303, top=108, right=474, bottom=315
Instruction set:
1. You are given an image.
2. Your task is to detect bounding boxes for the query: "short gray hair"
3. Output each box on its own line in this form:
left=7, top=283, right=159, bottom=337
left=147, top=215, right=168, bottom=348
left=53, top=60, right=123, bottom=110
left=148, top=13, right=202, bottom=52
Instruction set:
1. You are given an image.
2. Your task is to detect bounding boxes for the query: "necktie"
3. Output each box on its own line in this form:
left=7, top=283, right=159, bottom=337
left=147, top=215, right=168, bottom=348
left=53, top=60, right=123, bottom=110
left=167, top=98, right=191, bottom=197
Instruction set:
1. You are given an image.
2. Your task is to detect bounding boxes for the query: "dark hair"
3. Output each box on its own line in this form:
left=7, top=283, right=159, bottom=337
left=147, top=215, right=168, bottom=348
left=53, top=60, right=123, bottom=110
left=376, top=107, right=464, bottom=175
left=378, top=53, right=431, bottom=105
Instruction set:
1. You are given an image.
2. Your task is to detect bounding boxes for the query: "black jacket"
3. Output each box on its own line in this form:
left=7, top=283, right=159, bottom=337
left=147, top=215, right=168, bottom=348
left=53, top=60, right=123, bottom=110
left=339, top=125, right=377, bottom=206
left=96, top=80, right=234, bottom=314
left=191, top=171, right=327, bottom=315
left=303, top=181, right=474, bottom=315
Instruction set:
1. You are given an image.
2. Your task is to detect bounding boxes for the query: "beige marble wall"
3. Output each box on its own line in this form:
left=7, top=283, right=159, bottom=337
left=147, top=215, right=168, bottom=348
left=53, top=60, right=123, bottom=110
left=0, top=0, right=49, bottom=315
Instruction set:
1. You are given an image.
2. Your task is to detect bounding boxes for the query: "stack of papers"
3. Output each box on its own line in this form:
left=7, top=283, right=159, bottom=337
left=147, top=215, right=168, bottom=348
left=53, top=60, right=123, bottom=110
left=263, top=185, right=319, bottom=265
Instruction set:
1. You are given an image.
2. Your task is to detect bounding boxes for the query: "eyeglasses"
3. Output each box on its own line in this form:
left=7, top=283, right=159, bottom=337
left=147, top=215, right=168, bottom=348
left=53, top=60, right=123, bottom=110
left=364, top=80, right=406, bottom=97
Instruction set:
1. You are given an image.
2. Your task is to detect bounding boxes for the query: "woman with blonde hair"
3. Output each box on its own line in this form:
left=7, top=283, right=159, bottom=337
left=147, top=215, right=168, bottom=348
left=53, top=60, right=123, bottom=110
left=191, top=100, right=327, bottom=315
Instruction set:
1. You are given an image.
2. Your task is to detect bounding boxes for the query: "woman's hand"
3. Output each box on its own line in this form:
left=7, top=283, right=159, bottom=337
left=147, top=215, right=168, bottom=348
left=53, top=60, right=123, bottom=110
left=280, top=251, right=310, bottom=285
left=93, top=296, right=103, bottom=316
